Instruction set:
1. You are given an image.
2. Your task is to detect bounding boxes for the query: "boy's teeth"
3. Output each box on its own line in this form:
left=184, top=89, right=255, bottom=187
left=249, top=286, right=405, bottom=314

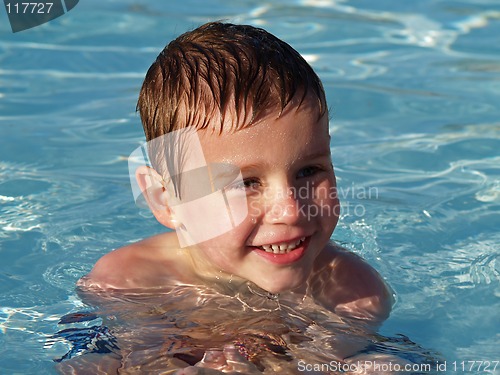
left=259, top=237, right=306, bottom=254
left=262, top=244, right=272, bottom=252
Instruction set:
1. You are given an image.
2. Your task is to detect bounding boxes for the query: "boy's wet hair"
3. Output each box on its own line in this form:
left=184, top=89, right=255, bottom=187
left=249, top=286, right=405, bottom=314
left=136, top=22, right=327, bottom=180
left=137, top=21, right=327, bottom=140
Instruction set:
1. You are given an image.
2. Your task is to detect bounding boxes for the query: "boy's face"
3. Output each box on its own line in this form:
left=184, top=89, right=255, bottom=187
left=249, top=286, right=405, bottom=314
left=182, top=97, right=339, bottom=293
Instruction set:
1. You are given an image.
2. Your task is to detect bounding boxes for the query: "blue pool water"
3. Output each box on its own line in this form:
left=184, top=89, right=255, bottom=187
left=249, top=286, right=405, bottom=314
left=1, top=0, right=499, bottom=373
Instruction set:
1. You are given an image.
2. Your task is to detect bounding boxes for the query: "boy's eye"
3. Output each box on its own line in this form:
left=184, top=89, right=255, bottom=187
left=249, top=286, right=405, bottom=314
left=297, top=165, right=324, bottom=178
left=226, top=178, right=260, bottom=191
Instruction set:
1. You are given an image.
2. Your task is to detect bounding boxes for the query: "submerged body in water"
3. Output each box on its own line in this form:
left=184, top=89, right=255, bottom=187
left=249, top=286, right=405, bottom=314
left=53, top=262, right=438, bottom=374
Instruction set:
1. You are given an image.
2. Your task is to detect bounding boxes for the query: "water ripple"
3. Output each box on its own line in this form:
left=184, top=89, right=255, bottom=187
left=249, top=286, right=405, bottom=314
left=469, top=252, right=500, bottom=285
left=43, top=262, right=91, bottom=291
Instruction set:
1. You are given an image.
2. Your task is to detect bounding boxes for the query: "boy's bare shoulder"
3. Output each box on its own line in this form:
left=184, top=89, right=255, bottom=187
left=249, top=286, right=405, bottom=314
left=78, top=232, right=187, bottom=290
left=311, top=243, right=394, bottom=323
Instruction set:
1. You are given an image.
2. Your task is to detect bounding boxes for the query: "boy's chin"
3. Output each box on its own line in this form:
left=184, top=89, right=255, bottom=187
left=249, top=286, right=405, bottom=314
left=250, top=273, right=307, bottom=295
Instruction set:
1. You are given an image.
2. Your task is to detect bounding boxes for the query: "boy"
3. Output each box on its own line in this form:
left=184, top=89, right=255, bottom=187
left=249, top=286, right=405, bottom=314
left=78, top=22, right=393, bottom=373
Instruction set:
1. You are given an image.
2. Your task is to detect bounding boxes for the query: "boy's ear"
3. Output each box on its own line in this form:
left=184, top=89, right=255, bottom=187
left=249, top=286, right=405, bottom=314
left=135, top=166, right=178, bottom=230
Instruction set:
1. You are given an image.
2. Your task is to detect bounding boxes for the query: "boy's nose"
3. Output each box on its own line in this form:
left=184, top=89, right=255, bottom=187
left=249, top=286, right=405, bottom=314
left=262, top=186, right=302, bottom=225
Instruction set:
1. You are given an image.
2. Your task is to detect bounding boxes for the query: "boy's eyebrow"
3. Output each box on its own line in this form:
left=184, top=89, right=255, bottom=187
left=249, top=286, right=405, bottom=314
left=206, top=163, right=244, bottom=188
left=301, top=149, right=332, bottom=160
left=207, top=148, right=332, bottom=180
left=211, top=150, right=332, bottom=180
left=207, top=163, right=263, bottom=185
left=291, top=149, right=332, bottom=164
left=215, top=150, right=332, bottom=173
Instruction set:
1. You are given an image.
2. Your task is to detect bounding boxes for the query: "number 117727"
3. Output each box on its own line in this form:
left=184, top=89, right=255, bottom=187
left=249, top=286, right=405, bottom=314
left=5, top=2, right=54, bottom=14
left=452, top=361, right=499, bottom=372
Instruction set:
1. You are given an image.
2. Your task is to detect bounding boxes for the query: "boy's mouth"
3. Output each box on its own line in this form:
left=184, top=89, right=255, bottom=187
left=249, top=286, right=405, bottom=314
left=250, top=236, right=310, bottom=265
left=255, top=237, right=306, bottom=254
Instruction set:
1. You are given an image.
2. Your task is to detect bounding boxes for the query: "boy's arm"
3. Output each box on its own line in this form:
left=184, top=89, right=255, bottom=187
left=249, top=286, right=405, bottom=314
left=311, top=244, right=394, bottom=325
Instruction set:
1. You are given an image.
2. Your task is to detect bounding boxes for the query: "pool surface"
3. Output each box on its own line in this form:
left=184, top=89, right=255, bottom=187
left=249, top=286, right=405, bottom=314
left=1, top=0, right=499, bottom=373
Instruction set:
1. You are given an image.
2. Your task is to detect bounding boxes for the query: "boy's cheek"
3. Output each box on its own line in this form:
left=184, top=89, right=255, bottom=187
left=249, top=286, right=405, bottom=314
left=315, top=197, right=340, bottom=236
left=247, top=197, right=263, bottom=218
left=221, top=188, right=250, bottom=227
left=169, top=187, right=249, bottom=247
left=312, top=185, right=340, bottom=218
